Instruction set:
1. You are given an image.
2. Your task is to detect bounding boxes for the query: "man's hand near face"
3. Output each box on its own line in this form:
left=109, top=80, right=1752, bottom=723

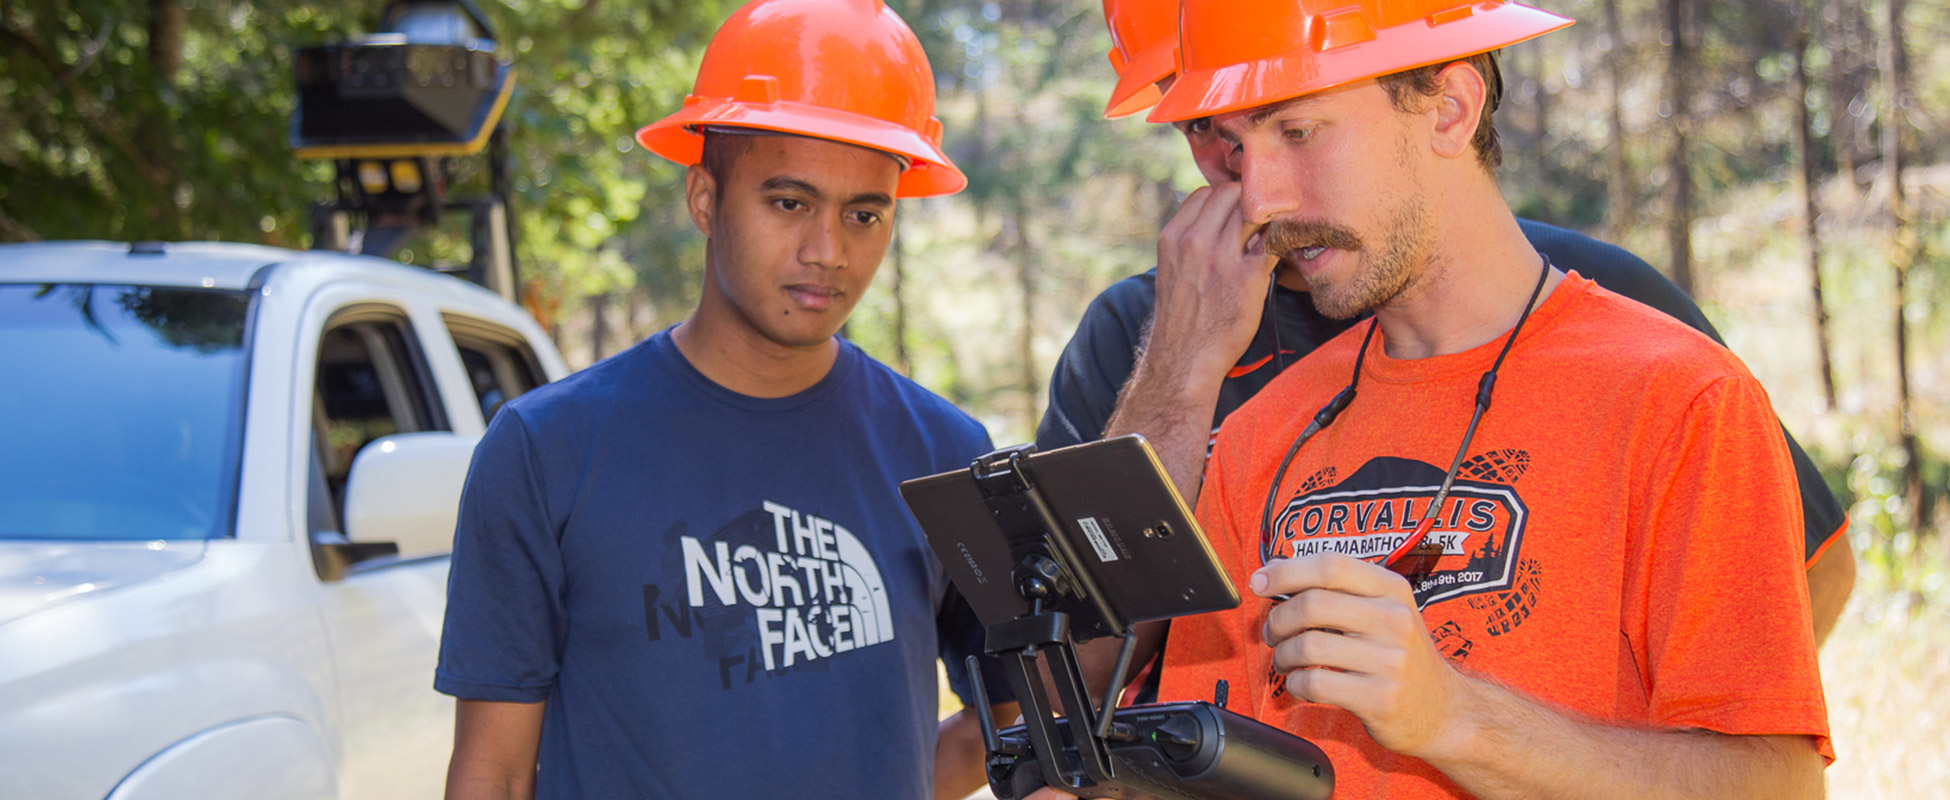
left=1108, top=181, right=1278, bottom=502
left=1047, top=182, right=1280, bottom=716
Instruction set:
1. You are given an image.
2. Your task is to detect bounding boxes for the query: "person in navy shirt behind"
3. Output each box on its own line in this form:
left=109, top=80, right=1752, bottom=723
left=435, top=2, right=1015, bottom=797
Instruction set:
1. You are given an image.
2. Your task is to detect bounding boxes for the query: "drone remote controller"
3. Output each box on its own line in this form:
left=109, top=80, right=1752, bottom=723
left=986, top=701, right=1333, bottom=800
left=901, top=441, right=1337, bottom=800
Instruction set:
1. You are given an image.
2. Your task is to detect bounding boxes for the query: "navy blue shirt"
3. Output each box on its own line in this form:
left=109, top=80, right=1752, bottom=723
left=437, top=331, right=999, bottom=799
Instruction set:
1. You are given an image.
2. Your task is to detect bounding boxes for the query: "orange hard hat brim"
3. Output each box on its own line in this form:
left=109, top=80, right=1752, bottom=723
left=637, top=99, right=967, bottom=198
left=1148, top=5, right=1573, bottom=124
left=1104, top=39, right=1176, bottom=119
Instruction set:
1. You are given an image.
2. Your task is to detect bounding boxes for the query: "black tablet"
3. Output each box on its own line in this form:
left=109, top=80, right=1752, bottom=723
left=900, top=435, right=1240, bottom=642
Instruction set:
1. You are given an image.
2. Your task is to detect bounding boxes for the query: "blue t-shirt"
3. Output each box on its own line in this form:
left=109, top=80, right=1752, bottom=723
left=436, top=331, right=1000, bottom=799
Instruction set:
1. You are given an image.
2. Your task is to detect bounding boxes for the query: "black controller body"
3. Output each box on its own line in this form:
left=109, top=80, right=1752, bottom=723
left=988, top=701, right=1334, bottom=800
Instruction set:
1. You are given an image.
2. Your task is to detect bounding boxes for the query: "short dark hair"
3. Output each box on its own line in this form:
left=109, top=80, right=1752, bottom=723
left=698, top=130, right=757, bottom=187
left=1376, top=51, right=1502, bottom=171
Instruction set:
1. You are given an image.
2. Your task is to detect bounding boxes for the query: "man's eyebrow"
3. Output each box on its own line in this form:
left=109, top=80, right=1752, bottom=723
left=1212, top=97, right=1314, bottom=142
left=846, top=191, right=894, bottom=208
left=1247, top=97, right=1313, bottom=127
left=760, top=178, right=891, bottom=208
left=760, top=176, right=822, bottom=197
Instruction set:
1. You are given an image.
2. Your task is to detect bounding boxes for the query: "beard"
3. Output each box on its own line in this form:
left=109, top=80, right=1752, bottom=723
left=1266, top=191, right=1435, bottom=320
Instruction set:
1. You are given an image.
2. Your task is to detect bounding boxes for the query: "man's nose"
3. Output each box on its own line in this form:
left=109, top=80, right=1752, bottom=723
left=799, top=213, right=845, bottom=269
left=1238, top=149, right=1299, bottom=226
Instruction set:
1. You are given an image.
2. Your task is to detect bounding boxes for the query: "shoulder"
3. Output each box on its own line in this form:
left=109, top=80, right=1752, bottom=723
left=1517, top=219, right=1719, bottom=338
left=495, top=336, right=663, bottom=444
left=1550, top=277, right=1754, bottom=397
left=844, top=343, right=991, bottom=451
left=1076, top=270, right=1159, bottom=334
left=1518, top=219, right=1651, bottom=277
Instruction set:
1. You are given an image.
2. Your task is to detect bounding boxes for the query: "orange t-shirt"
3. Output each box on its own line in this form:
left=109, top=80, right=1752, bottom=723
left=1160, top=273, right=1832, bottom=798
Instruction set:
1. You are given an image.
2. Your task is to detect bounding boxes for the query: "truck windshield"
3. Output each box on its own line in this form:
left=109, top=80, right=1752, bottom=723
left=0, top=284, right=252, bottom=540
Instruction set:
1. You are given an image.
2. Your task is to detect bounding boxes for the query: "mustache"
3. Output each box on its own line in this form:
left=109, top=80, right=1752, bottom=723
left=1263, top=219, right=1364, bottom=258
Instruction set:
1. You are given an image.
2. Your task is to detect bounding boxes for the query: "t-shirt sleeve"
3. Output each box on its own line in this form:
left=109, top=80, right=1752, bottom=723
left=434, top=407, right=567, bottom=703
left=1525, top=219, right=1848, bottom=564
left=1779, top=426, right=1850, bottom=566
left=935, top=422, right=1017, bottom=708
left=1629, top=375, right=1832, bottom=761
left=1036, top=276, right=1151, bottom=452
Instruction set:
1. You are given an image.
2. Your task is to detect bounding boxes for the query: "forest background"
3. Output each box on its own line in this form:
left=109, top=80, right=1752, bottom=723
left=1, top=0, right=1946, bottom=795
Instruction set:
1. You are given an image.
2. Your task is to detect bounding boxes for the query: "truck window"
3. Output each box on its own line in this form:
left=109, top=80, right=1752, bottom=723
left=311, top=310, right=448, bottom=531
left=0, top=283, right=250, bottom=541
left=444, top=315, right=545, bottom=425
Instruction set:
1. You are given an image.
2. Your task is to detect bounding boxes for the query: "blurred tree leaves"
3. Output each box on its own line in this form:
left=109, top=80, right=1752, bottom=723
left=0, top=1, right=375, bottom=243
left=3, top=0, right=1947, bottom=472
left=487, top=0, right=732, bottom=316
left=0, top=0, right=729, bottom=322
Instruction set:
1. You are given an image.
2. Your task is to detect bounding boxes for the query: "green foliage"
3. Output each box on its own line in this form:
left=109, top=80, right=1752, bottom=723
left=0, top=1, right=379, bottom=243
left=3, top=0, right=1946, bottom=521
left=484, top=0, right=731, bottom=309
left=0, top=0, right=729, bottom=322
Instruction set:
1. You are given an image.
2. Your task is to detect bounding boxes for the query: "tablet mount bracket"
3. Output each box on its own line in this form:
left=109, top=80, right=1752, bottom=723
left=967, top=445, right=1161, bottom=795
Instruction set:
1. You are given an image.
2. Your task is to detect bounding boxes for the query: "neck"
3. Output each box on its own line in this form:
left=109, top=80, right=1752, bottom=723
left=671, top=297, right=839, bottom=400
left=1371, top=183, right=1563, bottom=360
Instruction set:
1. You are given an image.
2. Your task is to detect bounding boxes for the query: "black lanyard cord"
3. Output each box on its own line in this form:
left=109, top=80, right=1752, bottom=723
left=1258, top=318, right=1377, bottom=546
left=1266, top=275, right=1288, bottom=376
left=1405, top=254, right=1553, bottom=558
left=1257, top=254, right=1555, bottom=568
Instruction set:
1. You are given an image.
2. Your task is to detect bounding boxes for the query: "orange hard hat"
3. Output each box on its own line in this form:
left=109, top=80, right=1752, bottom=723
left=637, top=0, right=964, bottom=198
left=1101, top=0, right=1178, bottom=119
left=1149, top=0, right=1574, bottom=124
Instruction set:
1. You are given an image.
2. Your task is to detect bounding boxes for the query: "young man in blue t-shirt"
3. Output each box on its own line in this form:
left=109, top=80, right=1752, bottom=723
left=435, top=2, right=1014, bottom=797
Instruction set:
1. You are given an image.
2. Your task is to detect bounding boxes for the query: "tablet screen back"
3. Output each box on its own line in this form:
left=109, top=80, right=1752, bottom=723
left=900, top=436, right=1240, bottom=641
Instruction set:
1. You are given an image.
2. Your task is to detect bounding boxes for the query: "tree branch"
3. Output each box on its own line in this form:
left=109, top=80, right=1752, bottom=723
left=148, top=0, right=183, bottom=84
left=0, top=202, right=42, bottom=242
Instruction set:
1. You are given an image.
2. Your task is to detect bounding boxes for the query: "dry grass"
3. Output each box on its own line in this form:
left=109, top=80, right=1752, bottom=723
left=1820, top=533, right=1950, bottom=799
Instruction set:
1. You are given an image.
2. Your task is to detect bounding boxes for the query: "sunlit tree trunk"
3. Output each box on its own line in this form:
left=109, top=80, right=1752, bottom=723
left=890, top=217, right=911, bottom=375
left=1011, top=193, right=1039, bottom=434
left=1662, top=0, right=1696, bottom=293
left=148, top=0, right=184, bottom=84
left=1878, top=0, right=1927, bottom=527
left=588, top=292, right=609, bottom=365
left=1827, top=0, right=1873, bottom=183
left=1155, top=178, right=1179, bottom=239
left=1791, top=0, right=1838, bottom=410
left=140, top=0, right=187, bottom=237
left=1603, top=0, right=1635, bottom=237
left=1530, top=44, right=1556, bottom=219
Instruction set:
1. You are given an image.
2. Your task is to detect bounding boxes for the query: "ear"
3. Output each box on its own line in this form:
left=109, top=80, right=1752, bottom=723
left=684, top=163, right=717, bottom=238
left=1429, top=61, right=1488, bottom=162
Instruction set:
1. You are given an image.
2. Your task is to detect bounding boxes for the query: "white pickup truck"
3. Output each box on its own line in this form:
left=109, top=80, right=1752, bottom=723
left=0, top=241, right=569, bottom=799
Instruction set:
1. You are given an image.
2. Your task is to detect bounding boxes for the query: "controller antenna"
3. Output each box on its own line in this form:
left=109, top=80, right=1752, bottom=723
left=1093, top=632, right=1140, bottom=740
left=967, top=655, right=1003, bottom=754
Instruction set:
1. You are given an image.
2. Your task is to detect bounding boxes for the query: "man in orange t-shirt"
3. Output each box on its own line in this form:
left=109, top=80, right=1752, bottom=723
left=1120, top=2, right=1831, bottom=798
left=1165, top=275, right=1831, bottom=797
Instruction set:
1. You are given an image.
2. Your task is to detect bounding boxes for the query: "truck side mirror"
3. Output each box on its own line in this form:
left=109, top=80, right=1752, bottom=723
left=340, top=432, right=480, bottom=569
